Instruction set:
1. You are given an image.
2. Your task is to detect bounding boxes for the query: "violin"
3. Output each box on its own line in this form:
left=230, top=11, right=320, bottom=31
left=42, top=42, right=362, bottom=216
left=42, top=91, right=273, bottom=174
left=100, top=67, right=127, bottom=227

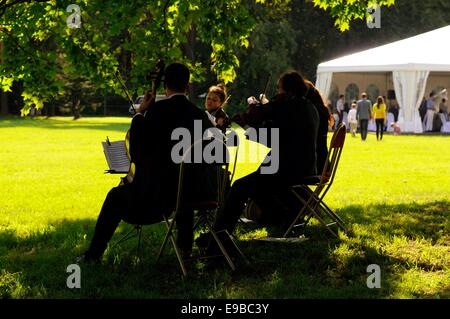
left=230, top=73, right=274, bottom=129
left=120, top=60, right=165, bottom=186
left=231, top=93, right=287, bottom=130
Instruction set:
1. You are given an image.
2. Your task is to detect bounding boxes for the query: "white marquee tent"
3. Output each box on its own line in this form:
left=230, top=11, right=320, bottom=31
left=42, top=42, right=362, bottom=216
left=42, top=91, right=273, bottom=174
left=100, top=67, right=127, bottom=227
left=316, top=25, right=450, bottom=133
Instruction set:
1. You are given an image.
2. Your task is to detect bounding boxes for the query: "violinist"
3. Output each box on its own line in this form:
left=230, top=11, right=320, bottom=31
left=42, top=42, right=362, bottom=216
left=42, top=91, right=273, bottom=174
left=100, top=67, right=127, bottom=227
left=200, top=70, right=319, bottom=255
left=204, top=83, right=231, bottom=133
left=79, top=63, right=216, bottom=262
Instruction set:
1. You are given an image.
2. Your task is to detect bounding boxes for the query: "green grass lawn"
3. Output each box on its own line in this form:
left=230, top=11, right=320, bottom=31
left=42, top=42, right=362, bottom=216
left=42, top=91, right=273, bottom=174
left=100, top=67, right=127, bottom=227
left=0, top=116, right=449, bottom=299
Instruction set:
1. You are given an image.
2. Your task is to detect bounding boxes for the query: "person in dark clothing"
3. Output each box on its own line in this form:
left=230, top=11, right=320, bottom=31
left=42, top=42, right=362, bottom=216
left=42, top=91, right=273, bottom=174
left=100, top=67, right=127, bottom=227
left=245, top=80, right=332, bottom=228
left=388, top=103, right=399, bottom=123
left=211, top=71, right=319, bottom=239
left=304, top=80, right=333, bottom=174
left=81, top=63, right=215, bottom=262
left=336, top=94, right=345, bottom=125
left=419, top=96, right=427, bottom=122
left=356, top=92, right=372, bottom=141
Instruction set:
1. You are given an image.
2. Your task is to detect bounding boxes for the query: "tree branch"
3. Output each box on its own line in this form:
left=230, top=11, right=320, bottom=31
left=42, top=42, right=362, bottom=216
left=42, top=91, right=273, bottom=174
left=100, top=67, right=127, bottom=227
left=0, top=0, right=51, bottom=18
left=0, top=25, right=51, bottom=67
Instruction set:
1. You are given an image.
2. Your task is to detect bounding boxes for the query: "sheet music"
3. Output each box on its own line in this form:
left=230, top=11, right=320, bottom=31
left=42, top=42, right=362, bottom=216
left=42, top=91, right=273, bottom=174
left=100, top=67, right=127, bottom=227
left=101, top=140, right=130, bottom=173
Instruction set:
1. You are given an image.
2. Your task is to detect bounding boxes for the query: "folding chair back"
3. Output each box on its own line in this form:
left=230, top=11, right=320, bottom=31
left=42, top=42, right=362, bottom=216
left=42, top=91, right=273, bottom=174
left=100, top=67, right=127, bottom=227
left=319, top=122, right=346, bottom=191
left=283, top=123, right=347, bottom=238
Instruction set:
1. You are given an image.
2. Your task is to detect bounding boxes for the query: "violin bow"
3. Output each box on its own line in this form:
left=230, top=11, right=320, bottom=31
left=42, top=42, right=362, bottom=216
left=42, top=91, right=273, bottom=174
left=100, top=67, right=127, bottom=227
left=221, top=95, right=231, bottom=108
left=115, top=71, right=136, bottom=113
left=261, top=73, right=271, bottom=101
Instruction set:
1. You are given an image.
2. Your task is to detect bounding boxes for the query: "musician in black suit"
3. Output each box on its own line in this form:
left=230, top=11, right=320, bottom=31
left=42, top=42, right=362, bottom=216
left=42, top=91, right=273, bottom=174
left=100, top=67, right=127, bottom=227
left=81, top=63, right=215, bottom=262
left=208, top=71, right=319, bottom=248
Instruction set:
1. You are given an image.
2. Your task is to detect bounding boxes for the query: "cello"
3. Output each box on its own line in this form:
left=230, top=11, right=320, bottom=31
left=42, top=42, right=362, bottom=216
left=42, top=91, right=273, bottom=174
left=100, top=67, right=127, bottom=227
left=118, top=60, right=165, bottom=186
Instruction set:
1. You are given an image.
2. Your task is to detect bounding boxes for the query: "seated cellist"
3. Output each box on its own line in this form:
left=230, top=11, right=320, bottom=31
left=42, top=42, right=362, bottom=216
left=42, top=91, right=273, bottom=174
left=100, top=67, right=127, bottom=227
left=79, top=63, right=216, bottom=262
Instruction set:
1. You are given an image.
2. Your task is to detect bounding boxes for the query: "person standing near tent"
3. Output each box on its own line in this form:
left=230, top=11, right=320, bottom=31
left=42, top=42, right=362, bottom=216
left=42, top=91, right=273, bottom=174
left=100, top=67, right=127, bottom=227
left=439, top=98, right=448, bottom=120
left=372, top=96, right=387, bottom=141
left=356, top=92, right=372, bottom=141
left=419, top=96, right=427, bottom=122
left=424, top=91, right=437, bottom=131
left=347, top=102, right=358, bottom=137
left=336, top=94, right=345, bottom=126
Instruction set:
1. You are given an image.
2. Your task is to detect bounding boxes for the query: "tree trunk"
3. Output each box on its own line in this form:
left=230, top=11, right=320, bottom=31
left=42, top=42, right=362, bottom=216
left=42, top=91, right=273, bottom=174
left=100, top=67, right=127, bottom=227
left=72, top=99, right=81, bottom=119
left=183, top=25, right=197, bottom=105
left=103, top=95, right=107, bottom=116
left=71, top=79, right=82, bottom=119
left=0, top=42, right=8, bottom=115
left=0, top=91, right=8, bottom=115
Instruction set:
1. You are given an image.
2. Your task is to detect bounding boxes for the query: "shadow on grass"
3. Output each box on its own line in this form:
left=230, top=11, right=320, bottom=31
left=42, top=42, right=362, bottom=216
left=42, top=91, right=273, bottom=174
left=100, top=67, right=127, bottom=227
left=0, top=218, right=196, bottom=298
left=0, top=116, right=130, bottom=133
left=0, top=200, right=449, bottom=298
left=339, top=200, right=450, bottom=244
left=234, top=200, right=449, bottom=298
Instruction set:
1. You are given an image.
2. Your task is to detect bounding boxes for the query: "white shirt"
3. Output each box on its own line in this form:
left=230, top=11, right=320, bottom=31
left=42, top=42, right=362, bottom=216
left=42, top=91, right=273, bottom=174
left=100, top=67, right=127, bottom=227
left=337, top=99, right=345, bottom=112
left=166, top=93, right=186, bottom=99
left=348, top=108, right=357, bottom=123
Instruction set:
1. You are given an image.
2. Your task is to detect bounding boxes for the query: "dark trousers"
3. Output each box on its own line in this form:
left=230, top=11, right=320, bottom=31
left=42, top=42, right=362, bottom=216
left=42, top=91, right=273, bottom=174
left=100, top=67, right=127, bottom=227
left=359, top=119, right=369, bottom=140
left=213, top=171, right=287, bottom=234
left=338, top=111, right=343, bottom=125
left=375, top=119, right=384, bottom=140
left=85, top=186, right=193, bottom=259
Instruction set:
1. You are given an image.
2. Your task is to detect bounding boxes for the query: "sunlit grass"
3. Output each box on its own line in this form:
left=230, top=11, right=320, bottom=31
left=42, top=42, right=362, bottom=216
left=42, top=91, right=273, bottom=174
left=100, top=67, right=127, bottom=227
left=0, top=116, right=449, bottom=299
left=0, top=116, right=128, bottom=231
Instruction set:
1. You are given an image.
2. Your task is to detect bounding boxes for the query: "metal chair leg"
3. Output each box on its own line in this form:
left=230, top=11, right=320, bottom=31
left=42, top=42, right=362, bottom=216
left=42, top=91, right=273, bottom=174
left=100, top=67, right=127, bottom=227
left=318, top=200, right=346, bottom=231
left=156, top=216, right=173, bottom=263
left=156, top=215, right=189, bottom=277
left=170, top=234, right=188, bottom=277
left=209, top=229, right=236, bottom=271
left=283, top=189, right=316, bottom=237
left=224, top=230, right=250, bottom=265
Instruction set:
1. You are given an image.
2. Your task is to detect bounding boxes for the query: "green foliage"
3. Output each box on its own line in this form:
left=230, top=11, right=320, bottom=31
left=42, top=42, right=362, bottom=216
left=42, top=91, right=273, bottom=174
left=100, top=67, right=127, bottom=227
left=227, top=0, right=450, bottom=115
left=312, top=0, right=396, bottom=31
left=1, top=1, right=67, bottom=115
left=0, top=0, right=271, bottom=114
left=0, top=0, right=401, bottom=115
left=230, top=20, right=298, bottom=111
left=0, top=76, right=13, bottom=92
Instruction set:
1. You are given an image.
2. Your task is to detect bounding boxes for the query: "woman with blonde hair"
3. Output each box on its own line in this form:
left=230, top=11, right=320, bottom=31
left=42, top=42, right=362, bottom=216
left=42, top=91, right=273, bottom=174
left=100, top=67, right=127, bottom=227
left=372, top=96, right=387, bottom=140
left=205, top=83, right=231, bottom=133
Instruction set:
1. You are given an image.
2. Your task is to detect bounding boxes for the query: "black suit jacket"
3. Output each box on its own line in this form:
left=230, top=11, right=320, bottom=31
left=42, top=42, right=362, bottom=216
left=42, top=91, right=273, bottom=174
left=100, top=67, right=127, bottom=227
left=241, top=94, right=319, bottom=184
left=128, top=95, right=216, bottom=213
left=265, top=95, right=319, bottom=184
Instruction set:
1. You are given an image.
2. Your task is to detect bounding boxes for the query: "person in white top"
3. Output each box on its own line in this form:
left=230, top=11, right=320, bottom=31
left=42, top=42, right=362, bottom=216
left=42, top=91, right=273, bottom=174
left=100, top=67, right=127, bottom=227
left=347, top=102, right=358, bottom=137
left=336, top=94, right=345, bottom=125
